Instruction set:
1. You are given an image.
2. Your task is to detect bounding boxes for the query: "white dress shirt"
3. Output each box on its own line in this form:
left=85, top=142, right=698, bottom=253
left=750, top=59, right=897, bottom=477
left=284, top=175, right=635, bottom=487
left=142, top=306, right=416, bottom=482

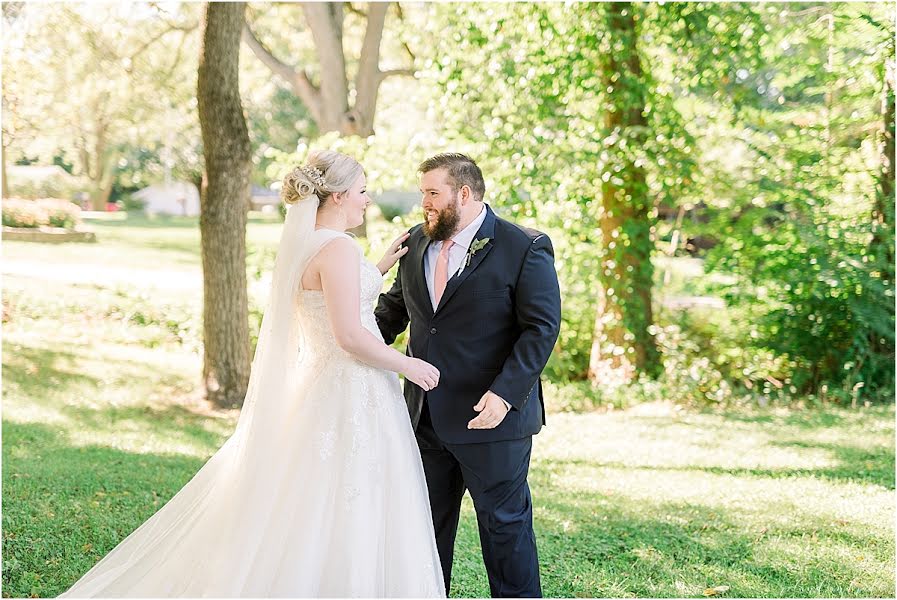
left=424, top=204, right=487, bottom=311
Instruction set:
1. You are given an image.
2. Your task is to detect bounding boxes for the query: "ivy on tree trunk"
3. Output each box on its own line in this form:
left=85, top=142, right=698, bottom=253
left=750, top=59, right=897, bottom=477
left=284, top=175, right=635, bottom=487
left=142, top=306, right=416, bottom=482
left=589, top=2, right=661, bottom=386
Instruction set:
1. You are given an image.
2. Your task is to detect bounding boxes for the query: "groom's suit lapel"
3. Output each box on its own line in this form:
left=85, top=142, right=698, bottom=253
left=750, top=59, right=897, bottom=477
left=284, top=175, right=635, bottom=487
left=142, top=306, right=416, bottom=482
left=412, top=231, right=435, bottom=318
left=435, top=205, right=497, bottom=315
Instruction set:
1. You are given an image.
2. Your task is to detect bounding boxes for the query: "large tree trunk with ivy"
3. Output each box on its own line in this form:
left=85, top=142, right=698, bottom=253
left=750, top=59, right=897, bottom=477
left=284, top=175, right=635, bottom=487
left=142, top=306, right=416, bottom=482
left=872, top=55, right=895, bottom=286
left=589, top=2, right=660, bottom=386
left=868, top=52, right=895, bottom=369
left=197, top=2, right=252, bottom=408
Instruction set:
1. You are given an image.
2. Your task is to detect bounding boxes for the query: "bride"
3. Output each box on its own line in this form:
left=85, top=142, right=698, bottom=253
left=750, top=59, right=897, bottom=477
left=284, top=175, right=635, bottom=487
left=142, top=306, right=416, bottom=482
left=61, top=150, right=445, bottom=597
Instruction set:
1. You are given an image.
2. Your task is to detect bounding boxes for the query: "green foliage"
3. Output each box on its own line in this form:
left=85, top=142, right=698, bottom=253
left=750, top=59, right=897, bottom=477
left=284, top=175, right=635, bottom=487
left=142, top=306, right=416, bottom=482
left=246, top=87, right=318, bottom=186
left=423, top=2, right=894, bottom=399
left=698, top=3, right=896, bottom=398
left=423, top=2, right=768, bottom=382
left=4, top=1, right=893, bottom=407
left=708, top=205, right=894, bottom=397
left=2, top=3, right=202, bottom=195
left=119, top=194, right=147, bottom=213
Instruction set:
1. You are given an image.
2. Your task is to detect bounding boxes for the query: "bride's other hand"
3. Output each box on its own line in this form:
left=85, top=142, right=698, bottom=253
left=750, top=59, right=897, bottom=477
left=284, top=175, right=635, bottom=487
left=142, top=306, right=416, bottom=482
left=377, top=231, right=411, bottom=275
left=402, top=357, right=440, bottom=391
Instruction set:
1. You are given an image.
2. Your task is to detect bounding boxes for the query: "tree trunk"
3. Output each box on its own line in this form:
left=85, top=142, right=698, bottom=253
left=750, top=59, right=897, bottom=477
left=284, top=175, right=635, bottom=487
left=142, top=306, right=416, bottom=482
left=1, top=143, right=9, bottom=199
left=197, top=1, right=252, bottom=408
left=302, top=2, right=351, bottom=133
left=588, top=2, right=660, bottom=386
left=351, top=2, right=390, bottom=137
left=872, top=56, right=895, bottom=286
left=89, top=154, right=115, bottom=211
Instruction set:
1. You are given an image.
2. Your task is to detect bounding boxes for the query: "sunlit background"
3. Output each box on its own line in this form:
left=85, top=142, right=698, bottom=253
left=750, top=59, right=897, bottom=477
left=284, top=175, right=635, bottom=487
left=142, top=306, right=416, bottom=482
left=2, top=2, right=894, bottom=597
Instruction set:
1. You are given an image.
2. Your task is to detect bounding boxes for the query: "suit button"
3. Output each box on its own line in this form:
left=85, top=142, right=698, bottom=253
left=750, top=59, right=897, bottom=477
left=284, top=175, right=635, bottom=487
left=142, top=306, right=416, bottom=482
left=430, top=327, right=437, bottom=334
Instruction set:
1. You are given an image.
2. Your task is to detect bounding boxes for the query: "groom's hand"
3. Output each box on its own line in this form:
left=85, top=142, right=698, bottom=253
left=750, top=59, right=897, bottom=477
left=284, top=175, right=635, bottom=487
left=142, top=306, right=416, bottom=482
left=467, top=391, right=510, bottom=429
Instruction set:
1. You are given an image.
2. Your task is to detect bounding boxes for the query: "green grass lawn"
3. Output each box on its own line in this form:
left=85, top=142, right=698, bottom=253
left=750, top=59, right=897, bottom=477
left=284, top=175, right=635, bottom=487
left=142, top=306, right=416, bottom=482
left=3, top=215, right=894, bottom=598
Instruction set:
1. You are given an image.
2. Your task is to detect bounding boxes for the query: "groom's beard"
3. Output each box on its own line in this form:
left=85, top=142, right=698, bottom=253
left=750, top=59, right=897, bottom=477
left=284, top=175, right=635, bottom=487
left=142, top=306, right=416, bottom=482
left=423, top=199, right=461, bottom=241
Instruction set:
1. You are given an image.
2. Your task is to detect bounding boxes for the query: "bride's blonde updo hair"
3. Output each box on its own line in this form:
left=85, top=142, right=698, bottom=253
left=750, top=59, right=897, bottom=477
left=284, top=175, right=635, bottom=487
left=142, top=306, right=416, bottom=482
left=281, top=150, right=363, bottom=207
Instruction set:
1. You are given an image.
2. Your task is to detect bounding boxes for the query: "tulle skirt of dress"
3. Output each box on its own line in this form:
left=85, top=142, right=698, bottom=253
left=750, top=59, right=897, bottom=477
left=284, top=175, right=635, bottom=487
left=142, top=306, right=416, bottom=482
left=60, top=352, right=445, bottom=598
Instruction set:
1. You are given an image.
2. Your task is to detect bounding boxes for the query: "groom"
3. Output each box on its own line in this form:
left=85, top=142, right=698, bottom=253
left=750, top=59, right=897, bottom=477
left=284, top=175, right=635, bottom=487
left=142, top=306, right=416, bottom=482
left=376, top=153, right=561, bottom=598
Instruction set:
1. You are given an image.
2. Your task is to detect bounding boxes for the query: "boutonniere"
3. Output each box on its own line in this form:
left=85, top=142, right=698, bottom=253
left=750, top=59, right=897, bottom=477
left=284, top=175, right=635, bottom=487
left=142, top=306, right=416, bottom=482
left=460, top=237, right=491, bottom=273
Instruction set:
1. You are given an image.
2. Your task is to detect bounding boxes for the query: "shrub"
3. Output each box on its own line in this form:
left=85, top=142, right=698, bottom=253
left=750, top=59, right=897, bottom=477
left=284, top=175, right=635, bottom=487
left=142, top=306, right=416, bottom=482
left=2, top=198, right=81, bottom=229
left=120, top=194, right=147, bottom=213
left=40, top=199, right=81, bottom=228
left=2, top=199, right=47, bottom=228
left=6, top=167, right=90, bottom=200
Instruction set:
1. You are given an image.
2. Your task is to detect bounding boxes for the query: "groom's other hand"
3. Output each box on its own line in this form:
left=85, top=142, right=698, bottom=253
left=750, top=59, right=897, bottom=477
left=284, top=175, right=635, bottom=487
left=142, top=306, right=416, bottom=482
left=467, top=391, right=511, bottom=429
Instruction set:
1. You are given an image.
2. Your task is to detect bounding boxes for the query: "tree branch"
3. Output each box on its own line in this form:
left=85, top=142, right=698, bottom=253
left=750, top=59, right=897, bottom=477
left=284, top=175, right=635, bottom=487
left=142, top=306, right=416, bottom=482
left=345, top=3, right=366, bottom=19
left=394, top=3, right=417, bottom=63
left=241, top=21, right=323, bottom=125
left=128, top=22, right=194, bottom=64
left=379, top=68, right=416, bottom=81
left=302, top=2, right=349, bottom=131
left=241, top=22, right=299, bottom=84
left=352, top=1, right=390, bottom=134
left=157, top=29, right=189, bottom=88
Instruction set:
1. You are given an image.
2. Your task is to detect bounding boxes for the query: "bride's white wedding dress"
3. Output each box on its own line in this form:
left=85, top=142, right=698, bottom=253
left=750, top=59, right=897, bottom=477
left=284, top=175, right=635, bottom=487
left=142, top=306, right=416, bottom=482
left=61, top=228, right=444, bottom=597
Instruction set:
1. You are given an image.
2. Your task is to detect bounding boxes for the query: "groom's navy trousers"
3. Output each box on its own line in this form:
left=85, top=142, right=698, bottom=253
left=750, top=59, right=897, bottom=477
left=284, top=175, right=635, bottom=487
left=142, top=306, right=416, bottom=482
left=376, top=205, right=562, bottom=598
left=417, top=400, right=540, bottom=597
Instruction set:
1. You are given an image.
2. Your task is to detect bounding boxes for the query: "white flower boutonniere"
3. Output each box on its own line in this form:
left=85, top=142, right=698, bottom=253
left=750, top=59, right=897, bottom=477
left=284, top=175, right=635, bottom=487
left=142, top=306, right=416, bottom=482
left=460, top=237, right=491, bottom=274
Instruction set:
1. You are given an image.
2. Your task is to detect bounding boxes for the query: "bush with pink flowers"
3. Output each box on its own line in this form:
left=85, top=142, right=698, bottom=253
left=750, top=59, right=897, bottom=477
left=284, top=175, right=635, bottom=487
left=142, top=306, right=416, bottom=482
left=2, top=198, right=82, bottom=229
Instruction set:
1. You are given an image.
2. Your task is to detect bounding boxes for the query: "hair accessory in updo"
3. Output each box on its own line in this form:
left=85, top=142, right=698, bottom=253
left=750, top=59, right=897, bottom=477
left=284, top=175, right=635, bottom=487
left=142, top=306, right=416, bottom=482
left=281, top=150, right=362, bottom=206
left=300, top=165, right=327, bottom=189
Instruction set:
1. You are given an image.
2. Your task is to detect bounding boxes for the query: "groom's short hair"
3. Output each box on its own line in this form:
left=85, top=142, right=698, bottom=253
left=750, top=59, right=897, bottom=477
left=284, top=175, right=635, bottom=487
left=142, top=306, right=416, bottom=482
left=419, top=153, right=485, bottom=202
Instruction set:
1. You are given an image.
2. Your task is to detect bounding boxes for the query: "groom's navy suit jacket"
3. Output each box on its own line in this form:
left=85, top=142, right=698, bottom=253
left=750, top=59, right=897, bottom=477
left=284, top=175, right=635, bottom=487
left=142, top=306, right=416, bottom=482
left=375, top=205, right=562, bottom=444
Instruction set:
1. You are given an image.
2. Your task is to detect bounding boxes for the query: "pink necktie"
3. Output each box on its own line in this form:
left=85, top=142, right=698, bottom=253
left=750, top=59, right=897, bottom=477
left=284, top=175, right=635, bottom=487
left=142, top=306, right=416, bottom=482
left=434, top=240, right=454, bottom=305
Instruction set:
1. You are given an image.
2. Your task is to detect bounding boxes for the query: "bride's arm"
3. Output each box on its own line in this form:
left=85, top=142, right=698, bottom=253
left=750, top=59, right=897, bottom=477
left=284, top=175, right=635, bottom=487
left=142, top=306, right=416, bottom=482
left=316, top=238, right=439, bottom=391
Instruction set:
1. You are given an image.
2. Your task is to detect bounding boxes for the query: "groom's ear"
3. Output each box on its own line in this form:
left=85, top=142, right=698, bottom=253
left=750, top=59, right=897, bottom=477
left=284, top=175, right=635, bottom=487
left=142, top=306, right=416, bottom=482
left=459, top=184, right=472, bottom=205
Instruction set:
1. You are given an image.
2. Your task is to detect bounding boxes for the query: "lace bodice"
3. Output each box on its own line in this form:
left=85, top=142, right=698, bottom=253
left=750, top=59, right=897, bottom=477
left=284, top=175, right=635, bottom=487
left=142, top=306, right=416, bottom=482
left=295, top=233, right=386, bottom=363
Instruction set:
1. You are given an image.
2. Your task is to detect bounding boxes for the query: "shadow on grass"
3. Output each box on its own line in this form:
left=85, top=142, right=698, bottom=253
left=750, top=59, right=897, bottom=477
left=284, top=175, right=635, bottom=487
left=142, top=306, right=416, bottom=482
left=3, top=417, right=892, bottom=598
left=770, top=440, right=895, bottom=489
left=541, top=451, right=895, bottom=491
left=3, top=342, right=232, bottom=453
left=708, top=406, right=895, bottom=430
left=61, top=403, right=231, bottom=450
left=3, top=345, right=102, bottom=398
left=529, top=481, right=888, bottom=597
left=2, top=421, right=208, bottom=598
left=450, top=477, right=891, bottom=598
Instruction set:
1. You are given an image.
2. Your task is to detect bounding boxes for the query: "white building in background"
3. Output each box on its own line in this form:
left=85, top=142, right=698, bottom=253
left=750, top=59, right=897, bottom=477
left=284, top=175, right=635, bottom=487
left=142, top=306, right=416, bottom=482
left=250, top=185, right=281, bottom=212
left=133, top=181, right=200, bottom=216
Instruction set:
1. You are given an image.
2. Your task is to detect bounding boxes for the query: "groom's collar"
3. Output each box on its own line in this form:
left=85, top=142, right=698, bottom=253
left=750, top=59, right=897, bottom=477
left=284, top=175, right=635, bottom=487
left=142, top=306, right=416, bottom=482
left=415, top=203, right=495, bottom=252
left=478, top=203, right=496, bottom=240
left=437, top=204, right=487, bottom=253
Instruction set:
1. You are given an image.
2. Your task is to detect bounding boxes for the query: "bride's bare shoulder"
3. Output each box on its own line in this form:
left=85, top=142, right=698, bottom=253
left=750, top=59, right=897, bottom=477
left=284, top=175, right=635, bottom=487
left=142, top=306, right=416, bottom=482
left=315, top=234, right=358, bottom=263
left=301, top=234, right=359, bottom=291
